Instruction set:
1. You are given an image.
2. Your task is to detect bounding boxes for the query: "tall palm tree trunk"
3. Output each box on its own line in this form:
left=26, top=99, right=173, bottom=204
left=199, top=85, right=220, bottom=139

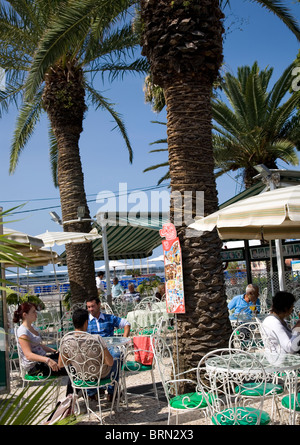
left=165, top=79, right=231, bottom=371
left=42, top=61, right=97, bottom=304
left=140, top=0, right=232, bottom=372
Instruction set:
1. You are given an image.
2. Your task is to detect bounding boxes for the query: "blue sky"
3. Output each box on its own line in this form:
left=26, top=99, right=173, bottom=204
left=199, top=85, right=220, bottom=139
left=0, top=0, right=299, bottom=270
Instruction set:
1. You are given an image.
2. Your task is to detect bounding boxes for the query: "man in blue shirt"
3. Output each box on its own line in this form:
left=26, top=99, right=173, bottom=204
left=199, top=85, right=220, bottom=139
left=228, top=284, right=260, bottom=320
left=86, top=296, right=130, bottom=401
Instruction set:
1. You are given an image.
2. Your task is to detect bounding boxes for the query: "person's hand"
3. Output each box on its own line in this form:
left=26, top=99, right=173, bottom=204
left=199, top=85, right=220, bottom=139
left=47, top=358, right=59, bottom=372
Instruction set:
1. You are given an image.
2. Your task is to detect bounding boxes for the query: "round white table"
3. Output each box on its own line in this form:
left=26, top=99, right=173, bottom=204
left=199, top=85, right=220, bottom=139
left=206, top=350, right=300, bottom=424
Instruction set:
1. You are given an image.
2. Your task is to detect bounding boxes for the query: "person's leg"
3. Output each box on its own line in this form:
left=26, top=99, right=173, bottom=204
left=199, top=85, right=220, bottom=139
left=107, top=347, right=121, bottom=396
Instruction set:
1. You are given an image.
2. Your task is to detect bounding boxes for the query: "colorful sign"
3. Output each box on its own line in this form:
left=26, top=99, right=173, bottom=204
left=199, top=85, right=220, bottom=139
left=160, top=223, right=185, bottom=314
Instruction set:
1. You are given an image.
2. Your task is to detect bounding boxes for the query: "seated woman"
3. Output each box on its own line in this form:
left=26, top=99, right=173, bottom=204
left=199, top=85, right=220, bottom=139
left=13, top=302, right=67, bottom=378
left=262, top=291, right=300, bottom=354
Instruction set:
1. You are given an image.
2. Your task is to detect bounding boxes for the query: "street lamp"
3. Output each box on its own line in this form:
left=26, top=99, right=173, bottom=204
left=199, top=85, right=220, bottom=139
left=49, top=207, right=93, bottom=225
left=49, top=211, right=62, bottom=226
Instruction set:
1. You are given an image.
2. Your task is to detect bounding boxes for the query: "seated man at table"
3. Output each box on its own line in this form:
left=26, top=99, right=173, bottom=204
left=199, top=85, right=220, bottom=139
left=262, top=291, right=300, bottom=354
left=111, top=277, right=125, bottom=300
left=86, top=296, right=130, bottom=401
left=124, top=283, right=141, bottom=303
left=228, top=284, right=260, bottom=320
left=58, top=308, right=115, bottom=400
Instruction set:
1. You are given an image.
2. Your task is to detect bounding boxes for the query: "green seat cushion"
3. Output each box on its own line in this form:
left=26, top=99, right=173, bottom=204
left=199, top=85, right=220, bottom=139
left=169, top=392, right=209, bottom=410
left=24, top=374, right=57, bottom=381
left=281, top=394, right=300, bottom=411
left=235, top=382, right=284, bottom=396
left=122, top=361, right=152, bottom=372
left=73, top=377, right=112, bottom=388
left=212, top=407, right=271, bottom=425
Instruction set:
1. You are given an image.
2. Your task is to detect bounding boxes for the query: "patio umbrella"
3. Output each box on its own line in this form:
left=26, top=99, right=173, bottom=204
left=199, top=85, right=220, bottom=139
left=35, top=228, right=101, bottom=247
left=148, top=255, right=164, bottom=262
left=99, top=260, right=126, bottom=277
left=188, top=185, right=300, bottom=291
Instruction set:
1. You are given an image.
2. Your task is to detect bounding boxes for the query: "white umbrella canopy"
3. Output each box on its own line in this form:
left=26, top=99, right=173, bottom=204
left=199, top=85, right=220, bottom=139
left=189, top=185, right=300, bottom=292
left=189, top=185, right=300, bottom=241
left=3, top=227, right=59, bottom=266
left=99, top=260, right=126, bottom=270
left=35, top=228, right=101, bottom=247
left=148, top=255, right=164, bottom=262
left=4, top=227, right=44, bottom=248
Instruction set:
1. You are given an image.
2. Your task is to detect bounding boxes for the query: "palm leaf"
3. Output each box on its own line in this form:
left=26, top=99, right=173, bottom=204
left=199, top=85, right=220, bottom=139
left=9, top=91, right=44, bottom=174
left=85, top=82, right=133, bottom=162
left=249, top=0, right=300, bottom=40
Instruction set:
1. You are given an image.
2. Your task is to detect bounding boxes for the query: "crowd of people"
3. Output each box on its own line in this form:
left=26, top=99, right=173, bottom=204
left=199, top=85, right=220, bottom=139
left=13, top=274, right=300, bottom=416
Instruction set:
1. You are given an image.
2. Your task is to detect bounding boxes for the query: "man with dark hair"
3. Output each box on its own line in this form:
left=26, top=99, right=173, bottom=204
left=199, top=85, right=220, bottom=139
left=86, top=296, right=130, bottom=338
left=262, top=291, right=300, bottom=354
left=58, top=308, right=115, bottom=400
left=86, top=297, right=130, bottom=401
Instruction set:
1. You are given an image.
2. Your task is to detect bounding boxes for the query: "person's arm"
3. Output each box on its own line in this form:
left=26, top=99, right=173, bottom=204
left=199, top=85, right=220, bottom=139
left=103, top=347, right=114, bottom=366
left=123, top=324, right=130, bottom=337
left=18, top=335, right=59, bottom=371
left=41, top=344, right=57, bottom=354
left=228, top=295, right=237, bottom=311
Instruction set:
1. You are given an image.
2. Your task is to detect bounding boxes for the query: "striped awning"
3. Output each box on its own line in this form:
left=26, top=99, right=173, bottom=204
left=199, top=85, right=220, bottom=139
left=189, top=185, right=300, bottom=241
left=59, top=212, right=170, bottom=263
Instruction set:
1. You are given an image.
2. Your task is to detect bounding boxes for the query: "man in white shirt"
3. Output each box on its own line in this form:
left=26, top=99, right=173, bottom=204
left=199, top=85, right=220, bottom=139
left=96, top=271, right=105, bottom=296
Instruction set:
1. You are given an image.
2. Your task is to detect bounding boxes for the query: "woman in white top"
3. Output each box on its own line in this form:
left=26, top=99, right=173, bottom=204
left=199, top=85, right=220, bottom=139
left=262, top=291, right=300, bottom=354
left=13, top=302, right=67, bottom=378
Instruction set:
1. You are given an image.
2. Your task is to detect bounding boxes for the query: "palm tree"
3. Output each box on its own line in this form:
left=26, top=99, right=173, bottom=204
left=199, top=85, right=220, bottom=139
left=22, top=0, right=300, bottom=373
left=139, top=0, right=300, bottom=373
left=145, top=61, right=300, bottom=189
left=213, top=62, right=300, bottom=188
left=0, top=0, right=148, bottom=304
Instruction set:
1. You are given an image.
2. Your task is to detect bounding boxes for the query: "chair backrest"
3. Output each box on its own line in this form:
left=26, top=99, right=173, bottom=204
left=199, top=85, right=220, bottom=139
left=150, top=333, right=177, bottom=403
left=101, top=302, right=114, bottom=314
left=229, top=321, right=264, bottom=352
left=255, top=317, right=282, bottom=356
left=59, top=332, right=105, bottom=386
left=135, top=300, right=162, bottom=312
left=197, top=348, right=269, bottom=425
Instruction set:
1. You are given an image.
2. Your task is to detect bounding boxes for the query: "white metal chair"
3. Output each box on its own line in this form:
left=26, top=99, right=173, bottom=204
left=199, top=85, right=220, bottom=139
left=59, top=331, right=119, bottom=423
left=230, top=322, right=284, bottom=421
left=60, top=331, right=118, bottom=424
left=229, top=321, right=264, bottom=352
left=150, top=332, right=208, bottom=425
left=197, top=348, right=273, bottom=425
left=121, top=335, right=159, bottom=407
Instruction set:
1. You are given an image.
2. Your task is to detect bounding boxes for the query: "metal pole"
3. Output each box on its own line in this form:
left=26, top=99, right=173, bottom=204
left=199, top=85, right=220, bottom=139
left=99, top=216, right=112, bottom=306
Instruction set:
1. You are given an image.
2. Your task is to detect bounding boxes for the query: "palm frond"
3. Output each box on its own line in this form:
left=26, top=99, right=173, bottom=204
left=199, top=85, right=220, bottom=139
left=24, top=0, right=134, bottom=101
left=48, top=126, right=58, bottom=187
left=85, top=82, right=133, bottom=162
left=249, top=0, right=300, bottom=41
left=9, top=91, right=44, bottom=174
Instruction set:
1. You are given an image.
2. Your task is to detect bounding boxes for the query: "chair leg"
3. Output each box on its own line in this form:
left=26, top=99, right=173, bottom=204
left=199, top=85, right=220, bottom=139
left=150, top=369, right=159, bottom=405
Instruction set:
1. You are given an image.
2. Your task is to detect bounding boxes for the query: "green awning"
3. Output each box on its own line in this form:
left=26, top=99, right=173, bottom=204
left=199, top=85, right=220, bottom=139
left=59, top=212, right=170, bottom=263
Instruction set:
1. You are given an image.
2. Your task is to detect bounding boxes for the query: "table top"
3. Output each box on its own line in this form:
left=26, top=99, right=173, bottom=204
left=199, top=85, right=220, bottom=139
left=206, top=351, right=300, bottom=373
left=104, top=336, right=132, bottom=346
